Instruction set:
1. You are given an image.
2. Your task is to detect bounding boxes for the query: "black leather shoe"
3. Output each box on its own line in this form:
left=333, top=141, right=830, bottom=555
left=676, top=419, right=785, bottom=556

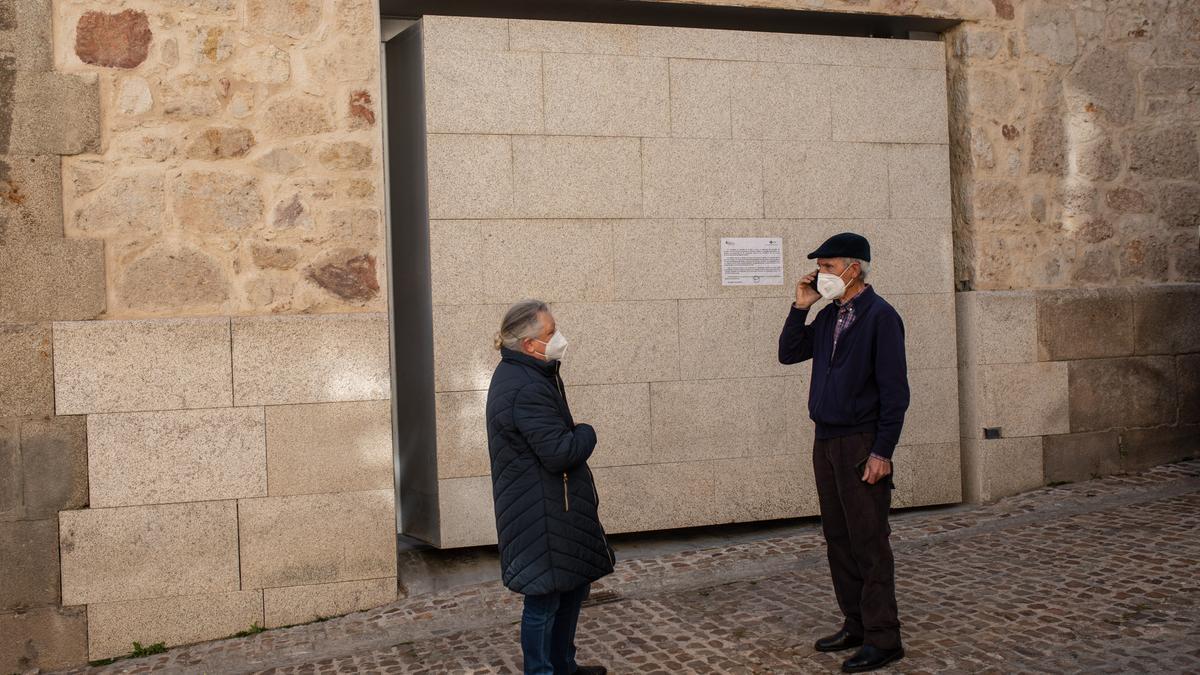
left=573, top=666, right=607, bottom=675
left=814, top=629, right=864, bottom=652
left=841, top=645, right=904, bottom=672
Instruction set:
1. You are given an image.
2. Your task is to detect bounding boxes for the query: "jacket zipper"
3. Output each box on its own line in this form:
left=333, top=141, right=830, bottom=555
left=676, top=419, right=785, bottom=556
left=562, top=472, right=570, bottom=511
left=589, top=470, right=615, bottom=566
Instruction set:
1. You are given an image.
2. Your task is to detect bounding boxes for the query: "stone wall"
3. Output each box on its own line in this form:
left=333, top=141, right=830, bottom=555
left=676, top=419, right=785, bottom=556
left=417, top=16, right=962, bottom=548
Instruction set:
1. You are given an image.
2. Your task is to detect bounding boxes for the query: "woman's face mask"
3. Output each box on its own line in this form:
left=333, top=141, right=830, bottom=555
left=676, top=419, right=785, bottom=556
left=533, top=330, right=569, bottom=361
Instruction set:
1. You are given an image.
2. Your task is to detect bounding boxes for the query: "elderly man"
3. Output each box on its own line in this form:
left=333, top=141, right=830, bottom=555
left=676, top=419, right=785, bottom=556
left=486, top=299, right=614, bottom=675
left=778, top=233, right=910, bottom=673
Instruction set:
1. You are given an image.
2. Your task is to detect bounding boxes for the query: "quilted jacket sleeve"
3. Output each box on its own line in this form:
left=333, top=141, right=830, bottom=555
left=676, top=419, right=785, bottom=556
left=512, top=383, right=597, bottom=473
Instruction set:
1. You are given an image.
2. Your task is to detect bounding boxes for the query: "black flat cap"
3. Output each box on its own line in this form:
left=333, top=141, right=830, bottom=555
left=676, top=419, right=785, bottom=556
left=807, top=232, right=871, bottom=261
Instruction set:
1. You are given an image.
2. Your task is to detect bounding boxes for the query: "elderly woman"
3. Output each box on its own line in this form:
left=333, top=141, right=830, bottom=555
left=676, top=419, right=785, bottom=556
left=486, top=299, right=614, bottom=675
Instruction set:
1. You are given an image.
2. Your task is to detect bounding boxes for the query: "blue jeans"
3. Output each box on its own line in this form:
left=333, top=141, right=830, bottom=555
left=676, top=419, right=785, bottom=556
left=521, top=583, right=590, bottom=675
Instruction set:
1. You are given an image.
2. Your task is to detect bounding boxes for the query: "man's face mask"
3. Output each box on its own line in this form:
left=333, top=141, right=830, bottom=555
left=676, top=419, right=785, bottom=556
left=533, top=330, right=569, bottom=361
left=816, top=265, right=855, bottom=301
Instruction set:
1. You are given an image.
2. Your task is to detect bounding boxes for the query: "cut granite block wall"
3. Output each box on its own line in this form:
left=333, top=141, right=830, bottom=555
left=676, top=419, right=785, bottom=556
left=418, top=16, right=962, bottom=548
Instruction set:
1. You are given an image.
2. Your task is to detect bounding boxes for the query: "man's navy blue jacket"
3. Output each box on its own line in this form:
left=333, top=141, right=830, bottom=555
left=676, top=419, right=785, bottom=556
left=485, top=347, right=615, bottom=596
left=778, top=286, right=910, bottom=460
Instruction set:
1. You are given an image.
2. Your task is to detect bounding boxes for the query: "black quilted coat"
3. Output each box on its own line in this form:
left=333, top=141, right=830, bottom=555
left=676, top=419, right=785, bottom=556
left=486, top=347, right=615, bottom=596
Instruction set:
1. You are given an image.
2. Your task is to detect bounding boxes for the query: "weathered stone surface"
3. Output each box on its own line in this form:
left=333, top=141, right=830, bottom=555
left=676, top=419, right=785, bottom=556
left=258, top=148, right=306, bottom=175
left=117, top=243, right=230, bottom=311
left=1036, top=288, right=1134, bottom=361
left=1027, top=115, right=1065, bottom=175
left=0, top=519, right=59, bottom=609
left=231, top=313, right=389, bottom=405
left=0, top=421, right=18, bottom=519
left=59, top=500, right=240, bottom=604
left=190, top=24, right=233, bottom=63
left=265, top=400, right=392, bottom=496
left=271, top=193, right=313, bottom=229
left=71, top=169, right=164, bottom=235
left=238, top=490, right=396, bottom=588
left=1119, top=425, right=1200, bottom=472
left=0, top=606, right=88, bottom=672
left=7, top=71, right=101, bottom=155
left=0, top=324, right=53, bottom=418
left=970, top=180, right=1024, bottom=223
left=306, top=249, right=380, bottom=301
left=0, top=155, right=63, bottom=242
left=262, top=96, right=333, bottom=137
left=116, top=75, right=153, bottom=115
left=1159, top=183, right=1200, bottom=228
left=160, top=74, right=221, bottom=119
left=0, top=0, right=53, bottom=70
left=1132, top=285, right=1200, bottom=355
left=1042, top=431, right=1121, bottom=484
left=251, top=243, right=300, bottom=270
left=1068, top=356, right=1177, bottom=432
left=348, top=90, right=375, bottom=127
left=174, top=170, right=263, bottom=233
left=326, top=208, right=380, bottom=241
left=185, top=127, right=256, bottom=159
left=1128, top=127, right=1199, bottom=178
left=1073, top=138, right=1122, bottom=180
left=0, top=237, right=105, bottom=323
left=88, top=408, right=266, bottom=508
left=264, top=578, right=396, bottom=629
left=1023, top=2, right=1077, bottom=65
left=1066, top=47, right=1135, bottom=123
left=87, top=590, right=263, bottom=660
left=19, top=416, right=88, bottom=518
left=53, top=317, right=232, bottom=415
left=318, top=141, right=372, bottom=170
left=246, top=0, right=321, bottom=37
left=962, top=437, right=1042, bottom=503
left=74, top=9, right=151, bottom=69
left=1178, top=354, right=1200, bottom=425
left=1105, top=186, right=1153, bottom=214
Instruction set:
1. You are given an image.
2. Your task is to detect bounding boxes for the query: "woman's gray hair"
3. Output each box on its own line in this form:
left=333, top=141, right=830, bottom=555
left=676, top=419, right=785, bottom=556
left=845, top=258, right=870, bottom=281
left=494, top=299, right=550, bottom=351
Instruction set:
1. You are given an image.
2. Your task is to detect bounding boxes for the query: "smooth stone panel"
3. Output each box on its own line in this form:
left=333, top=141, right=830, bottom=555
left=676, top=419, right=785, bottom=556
left=421, top=15, right=509, bottom=52
left=785, top=374, right=816, bottom=453
left=87, top=590, right=263, bottom=660
left=239, top=490, right=396, bottom=589
left=232, top=314, right=390, bottom=406
left=263, top=577, right=397, bottom=628
left=889, top=144, right=952, bottom=219
left=429, top=220, right=482, bottom=306
left=636, top=26, right=759, bottom=61
left=1042, top=431, right=1122, bottom=484
left=830, top=67, right=948, bottom=143
left=758, top=33, right=945, bottom=70
left=510, top=19, right=638, bottom=55
left=677, top=297, right=795, bottom=380
left=1179, top=354, right=1200, bottom=425
left=669, top=59, right=733, bottom=138
left=1120, top=425, right=1200, bottom=472
left=480, top=220, right=615, bottom=303
left=512, top=136, right=642, bottom=218
left=265, top=401, right=393, bottom=496
left=642, top=138, right=763, bottom=218
left=0, top=519, right=60, bottom=608
left=432, top=304, right=506, bottom=392
left=1068, top=356, right=1177, bottom=432
left=19, top=416, right=90, bottom=518
left=594, top=461, right=720, bottom=533
left=566, top=383, right=651, bottom=468
left=0, top=606, right=88, bottom=672
left=0, top=323, right=53, bottom=418
left=437, top=475, right=496, bottom=548
left=543, top=53, right=669, bottom=136
left=53, top=318, right=232, bottom=415
left=890, top=293, right=957, bottom=371
left=898, top=367, right=960, bottom=447
left=961, top=437, right=1044, bottom=503
left=847, top=220, right=955, bottom=296
left=956, top=291, right=1037, bottom=366
left=435, top=390, right=490, bottom=479
left=545, top=301, right=680, bottom=385
left=892, top=442, right=961, bottom=507
left=88, top=408, right=267, bottom=508
left=730, top=61, right=830, bottom=141
left=59, top=501, right=239, bottom=605
left=424, top=49, right=543, bottom=134
left=975, top=362, right=1070, bottom=438
left=712, top=454, right=818, bottom=522
left=1132, top=284, right=1200, bottom=355
left=613, top=220, right=707, bottom=300
left=650, top=378, right=789, bottom=463
left=763, top=142, right=888, bottom=219
left=1036, top=288, right=1135, bottom=361
left=427, top=134, right=513, bottom=219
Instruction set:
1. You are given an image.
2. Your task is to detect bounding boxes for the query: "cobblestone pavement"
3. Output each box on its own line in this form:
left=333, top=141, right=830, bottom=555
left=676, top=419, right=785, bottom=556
left=57, top=460, right=1200, bottom=675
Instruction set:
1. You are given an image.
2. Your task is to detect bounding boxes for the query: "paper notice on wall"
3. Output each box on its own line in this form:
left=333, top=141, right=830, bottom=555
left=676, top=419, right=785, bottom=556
left=720, top=237, right=784, bottom=286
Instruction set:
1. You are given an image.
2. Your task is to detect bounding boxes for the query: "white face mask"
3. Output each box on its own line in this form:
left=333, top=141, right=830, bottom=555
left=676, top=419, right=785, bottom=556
left=534, top=331, right=569, bottom=361
left=816, top=266, right=854, bottom=301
